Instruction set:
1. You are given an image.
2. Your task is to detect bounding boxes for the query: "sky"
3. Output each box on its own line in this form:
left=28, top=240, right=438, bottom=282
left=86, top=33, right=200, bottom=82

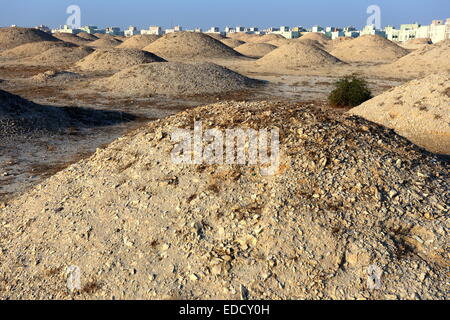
left=1, top=0, right=449, bottom=30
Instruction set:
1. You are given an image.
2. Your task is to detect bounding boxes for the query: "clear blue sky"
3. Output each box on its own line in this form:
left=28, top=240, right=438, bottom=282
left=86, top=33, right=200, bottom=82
left=1, top=0, right=448, bottom=30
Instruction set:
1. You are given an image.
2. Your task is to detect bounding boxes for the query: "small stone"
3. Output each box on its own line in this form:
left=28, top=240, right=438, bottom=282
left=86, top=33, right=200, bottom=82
left=189, top=274, right=199, bottom=281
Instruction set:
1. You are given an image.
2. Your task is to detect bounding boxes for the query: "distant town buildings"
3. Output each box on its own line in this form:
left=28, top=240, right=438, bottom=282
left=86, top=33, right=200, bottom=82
left=45, top=18, right=449, bottom=43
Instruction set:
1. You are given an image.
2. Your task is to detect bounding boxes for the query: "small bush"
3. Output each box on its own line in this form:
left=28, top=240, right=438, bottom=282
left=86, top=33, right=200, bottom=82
left=328, top=75, right=372, bottom=107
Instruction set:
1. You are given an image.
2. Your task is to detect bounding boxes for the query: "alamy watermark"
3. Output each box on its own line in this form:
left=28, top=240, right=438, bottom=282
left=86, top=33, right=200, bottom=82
left=367, top=5, right=382, bottom=29
left=367, top=264, right=383, bottom=290
left=66, top=265, right=81, bottom=292
left=66, top=5, right=81, bottom=29
left=171, top=121, right=280, bottom=176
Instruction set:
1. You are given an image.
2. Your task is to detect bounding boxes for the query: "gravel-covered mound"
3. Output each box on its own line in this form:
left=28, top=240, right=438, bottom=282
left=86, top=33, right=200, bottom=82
left=30, top=70, right=84, bottom=83
left=0, top=89, right=133, bottom=138
left=0, top=41, right=75, bottom=59
left=234, top=42, right=277, bottom=58
left=117, top=35, right=160, bottom=49
left=142, top=32, right=242, bottom=60
left=255, top=42, right=344, bottom=70
left=298, top=32, right=331, bottom=46
left=74, top=48, right=166, bottom=73
left=0, top=89, right=71, bottom=136
left=220, top=38, right=246, bottom=48
left=349, top=72, right=450, bottom=155
left=330, top=35, right=409, bottom=63
left=89, top=37, right=122, bottom=48
left=97, top=61, right=263, bottom=96
left=0, top=27, right=59, bottom=50
left=246, top=34, right=286, bottom=43
left=0, top=100, right=447, bottom=300
left=376, top=40, right=450, bottom=77
left=77, top=32, right=98, bottom=41
left=52, top=33, right=93, bottom=46
left=24, top=46, right=94, bottom=66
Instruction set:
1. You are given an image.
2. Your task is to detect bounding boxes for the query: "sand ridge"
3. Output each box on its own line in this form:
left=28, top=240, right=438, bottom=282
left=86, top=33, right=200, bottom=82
left=74, top=48, right=166, bottom=73
left=349, top=72, right=450, bottom=155
left=117, top=35, right=160, bottom=49
left=330, top=35, right=409, bottom=63
left=234, top=42, right=277, bottom=58
left=142, top=32, right=243, bottom=60
left=96, top=61, right=263, bottom=96
left=0, top=27, right=59, bottom=50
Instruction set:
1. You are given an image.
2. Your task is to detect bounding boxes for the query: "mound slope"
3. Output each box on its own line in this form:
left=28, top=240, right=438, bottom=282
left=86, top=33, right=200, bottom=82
left=377, top=40, right=450, bottom=77
left=235, top=42, right=277, bottom=58
left=331, top=35, right=409, bottom=63
left=255, top=42, right=344, bottom=70
left=52, top=33, right=93, bottom=46
left=117, top=35, right=160, bottom=49
left=0, top=100, right=447, bottom=299
left=89, top=37, right=122, bottom=48
left=349, top=72, right=450, bottom=155
left=24, top=46, right=94, bottom=66
left=0, top=41, right=76, bottom=58
left=0, top=27, right=59, bottom=50
left=143, top=32, right=242, bottom=60
left=74, top=48, right=165, bottom=73
left=0, top=89, right=71, bottom=136
left=97, top=62, right=262, bottom=96
left=77, top=32, right=98, bottom=41
left=220, top=38, right=245, bottom=48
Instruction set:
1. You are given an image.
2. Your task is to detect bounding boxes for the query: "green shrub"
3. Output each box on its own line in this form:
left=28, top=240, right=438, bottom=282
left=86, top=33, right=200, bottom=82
left=328, top=75, right=373, bottom=107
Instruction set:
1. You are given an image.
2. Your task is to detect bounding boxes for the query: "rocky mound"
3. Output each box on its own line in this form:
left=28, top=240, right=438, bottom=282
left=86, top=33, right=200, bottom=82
left=266, top=38, right=291, bottom=47
left=0, top=41, right=75, bottom=59
left=255, top=42, right=344, bottom=70
left=52, top=33, right=93, bottom=46
left=31, top=70, right=83, bottom=83
left=89, top=37, right=122, bottom=48
left=234, top=42, right=277, bottom=58
left=97, top=62, right=263, bottom=96
left=220, top=38, right=246, bottom=48
left=399, top=38, right=431, bottom=50
left=24, top=46, right=94, bottom=66
left=299, top=32, right=330, bottom=45
left=0, top=27, right=59, bottom=50
left=377, top=40, right=450, bottom=77
left=77, top=32, right=98, bottom=41
left=349, top=72, right=450, bottom=155
left=0, top=100, right=447, bottom=300
left=247, top=34, right=285, bottom=43
left=74, top=48, right=166, bottom=73
left=206, top=33, right=226, bottom=40
left=0, top=89, right=71, bottom=136
left=143, top=32, right=242, bottom=60
left=117, top=35, right=160, bottom=49
left=331, top=35, right=409, bottom=63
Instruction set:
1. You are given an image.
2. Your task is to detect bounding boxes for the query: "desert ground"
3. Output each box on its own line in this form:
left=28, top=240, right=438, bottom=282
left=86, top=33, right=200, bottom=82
left=0, top=28, right=448, bottom=300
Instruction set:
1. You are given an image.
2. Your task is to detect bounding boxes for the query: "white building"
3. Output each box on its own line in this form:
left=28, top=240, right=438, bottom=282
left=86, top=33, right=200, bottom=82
left=35, top=25, right=51, bottom=33
left=124, top=26, right=139, bottom=37
left=105, top=27, right=123, bottom=36
left=141, top=26, right=163, bottom=36
left=360, top=25, right=386, bottom=37
left=312, top=25, right=324, bottom=33
left=165, top=25, right=183, bottom=34
left=225, top=26, right=236, bottom=33
left=207, top=27, right=220, bottom=33
left=384, top=19, right=450, bottom=43
left=80, top=26, right=99, bottom=34
left=51, top=25, right=80, bottom=34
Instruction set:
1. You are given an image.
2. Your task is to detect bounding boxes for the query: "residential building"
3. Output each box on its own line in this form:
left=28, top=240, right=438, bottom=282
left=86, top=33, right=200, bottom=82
left=141, top=26, right=163, bottom=36
left=80, top=26, right=99, bottom=34
left=51, top=25, right=79, bottom=34
left=124, top=26, right=139, bottom=37
left=105, top=27, right=123, bottom=36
